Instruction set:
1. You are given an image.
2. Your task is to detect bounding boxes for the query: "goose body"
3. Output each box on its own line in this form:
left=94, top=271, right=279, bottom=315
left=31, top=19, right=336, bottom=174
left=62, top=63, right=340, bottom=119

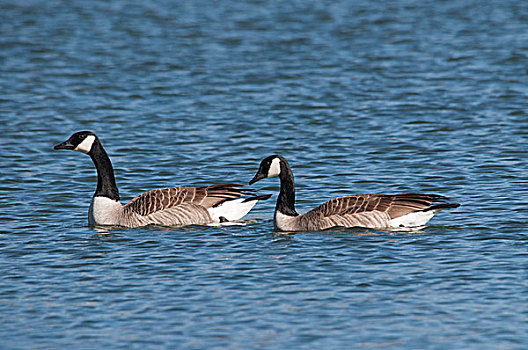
left=249, top=155, right=460, bottom=231
left=54, top=131, right=270, bottom=228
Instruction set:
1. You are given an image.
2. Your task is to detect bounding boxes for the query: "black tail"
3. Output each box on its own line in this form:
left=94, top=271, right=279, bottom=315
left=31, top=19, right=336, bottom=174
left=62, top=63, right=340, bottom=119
left=425, top=203, right=461, bottom=212
left=243, top=194, right=272, bottom=202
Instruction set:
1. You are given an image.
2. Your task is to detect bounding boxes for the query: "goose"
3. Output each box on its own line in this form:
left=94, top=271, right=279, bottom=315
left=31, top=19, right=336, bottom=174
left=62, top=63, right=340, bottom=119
left=249, top=155, right=460, bottom=231
left=54, top=131, right=271, bottom=228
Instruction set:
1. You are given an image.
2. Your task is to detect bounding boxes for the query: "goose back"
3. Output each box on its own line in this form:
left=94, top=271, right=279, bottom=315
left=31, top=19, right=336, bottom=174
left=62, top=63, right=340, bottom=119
left=118, top=184, right=248, bottom=228
left=283, top=193, right=458, bottom=231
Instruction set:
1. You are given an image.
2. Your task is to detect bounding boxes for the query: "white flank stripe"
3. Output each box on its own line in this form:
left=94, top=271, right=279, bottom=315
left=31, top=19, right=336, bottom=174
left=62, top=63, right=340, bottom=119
left=389, top=210, right=435, bottom=228
left=207, top=198, right=258, bottom=222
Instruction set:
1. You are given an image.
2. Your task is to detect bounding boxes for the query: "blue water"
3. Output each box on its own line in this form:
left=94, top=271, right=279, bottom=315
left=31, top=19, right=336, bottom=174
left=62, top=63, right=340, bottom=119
left=1, top=0, right=527, bottom=348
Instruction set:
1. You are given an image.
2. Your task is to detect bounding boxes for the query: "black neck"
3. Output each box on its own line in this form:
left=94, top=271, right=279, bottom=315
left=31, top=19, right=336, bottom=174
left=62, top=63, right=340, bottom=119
left=89, top=139, right=120, bottom=201
left=276, top=159, right=298, bottom=216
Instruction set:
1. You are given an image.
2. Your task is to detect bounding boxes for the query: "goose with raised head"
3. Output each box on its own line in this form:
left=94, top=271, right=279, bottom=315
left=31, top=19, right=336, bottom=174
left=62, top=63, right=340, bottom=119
left=249, top=155, right=460, bottom=231
left=54, top=131, right=270, bottom=228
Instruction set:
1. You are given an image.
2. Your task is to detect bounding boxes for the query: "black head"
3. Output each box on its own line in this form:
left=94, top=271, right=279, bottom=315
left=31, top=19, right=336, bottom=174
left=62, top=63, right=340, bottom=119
left=54, top=131, right=98, bottom=154
left=249, top=155, right=284, bottom=185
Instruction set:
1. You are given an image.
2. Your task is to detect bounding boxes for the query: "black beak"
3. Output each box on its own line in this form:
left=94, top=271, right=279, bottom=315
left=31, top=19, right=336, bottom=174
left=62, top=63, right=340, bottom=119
left=249, top=172, right=266, bottom=185
left=54, top=140, right=75, bottom=150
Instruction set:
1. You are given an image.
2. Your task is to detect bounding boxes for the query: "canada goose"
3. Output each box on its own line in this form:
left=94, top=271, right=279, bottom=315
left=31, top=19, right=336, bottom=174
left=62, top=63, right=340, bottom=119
left=249, top=155, right=460, bottom=231
left=54, top=131, right=270, bottom=228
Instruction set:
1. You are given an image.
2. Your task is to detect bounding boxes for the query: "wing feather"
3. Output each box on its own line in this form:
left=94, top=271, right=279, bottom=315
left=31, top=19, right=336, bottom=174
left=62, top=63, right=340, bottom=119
left=307, top=192, right=451, bottom=220
left=122, top=183, right=247, bottom=217
left=293, top=192, right=455, bottom=230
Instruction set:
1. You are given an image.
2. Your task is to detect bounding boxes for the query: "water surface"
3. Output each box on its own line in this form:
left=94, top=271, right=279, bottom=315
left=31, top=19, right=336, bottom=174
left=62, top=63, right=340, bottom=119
left=1, top=0, right=527, bottom=348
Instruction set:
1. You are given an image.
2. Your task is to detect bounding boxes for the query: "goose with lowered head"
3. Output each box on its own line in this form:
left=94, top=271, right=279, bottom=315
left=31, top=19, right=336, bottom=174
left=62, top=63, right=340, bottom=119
left=249, top=155, right=459, bottom=231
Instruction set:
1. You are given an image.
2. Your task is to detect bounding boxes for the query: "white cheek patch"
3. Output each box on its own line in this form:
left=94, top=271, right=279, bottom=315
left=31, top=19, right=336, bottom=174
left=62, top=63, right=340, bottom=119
left=74, top=135, right=96, bottom=154
left=267, top=157, right=281, bottom=177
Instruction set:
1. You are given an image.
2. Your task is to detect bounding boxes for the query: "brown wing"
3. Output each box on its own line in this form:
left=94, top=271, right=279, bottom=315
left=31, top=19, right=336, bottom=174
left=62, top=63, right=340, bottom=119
left=308, top=193, right=450, bottom=219
left=122, top=183, right=245, bottom=217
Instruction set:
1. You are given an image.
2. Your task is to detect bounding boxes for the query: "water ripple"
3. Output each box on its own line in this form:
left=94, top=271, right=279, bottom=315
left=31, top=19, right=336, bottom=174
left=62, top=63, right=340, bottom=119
left=1, top=0, right=527, bottom=348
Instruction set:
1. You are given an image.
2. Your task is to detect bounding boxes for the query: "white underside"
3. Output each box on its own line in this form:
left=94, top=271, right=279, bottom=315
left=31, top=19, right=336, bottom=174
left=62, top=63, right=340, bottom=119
left=207, top=198, right=259, bottom=223
left=206, top=221, right=248, bottom=227
left=89, top=196, right=123, bottom=226
left=388, top=210, right=436, bottom=228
